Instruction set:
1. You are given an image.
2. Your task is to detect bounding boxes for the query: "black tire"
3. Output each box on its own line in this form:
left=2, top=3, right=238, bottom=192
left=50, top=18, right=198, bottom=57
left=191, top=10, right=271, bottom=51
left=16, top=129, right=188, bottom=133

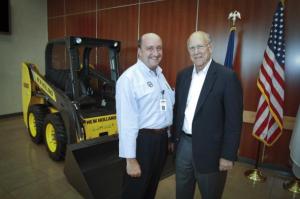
left=27, top=105, right=48, bottom=144
left=43, top=113, right=66, bottom=161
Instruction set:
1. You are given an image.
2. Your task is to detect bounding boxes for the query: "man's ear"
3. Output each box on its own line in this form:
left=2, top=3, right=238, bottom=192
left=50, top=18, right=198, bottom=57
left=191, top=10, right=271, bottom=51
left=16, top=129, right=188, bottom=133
left=208, top=43, right=213, bottom=53
left=137, top=48, right=141, bottom=57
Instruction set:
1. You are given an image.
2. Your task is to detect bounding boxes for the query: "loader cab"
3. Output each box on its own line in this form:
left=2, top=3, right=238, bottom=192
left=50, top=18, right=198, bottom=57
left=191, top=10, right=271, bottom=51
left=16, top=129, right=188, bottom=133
left=45, top=36, right=120, bottom=104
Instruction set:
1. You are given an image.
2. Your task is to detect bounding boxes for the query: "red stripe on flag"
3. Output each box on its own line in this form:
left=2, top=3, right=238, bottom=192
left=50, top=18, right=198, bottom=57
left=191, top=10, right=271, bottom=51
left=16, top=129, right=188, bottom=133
left=255, top=99, right=268, bottom=119
left=274, top=70, right=284, bottom=88
left=271, top=86, right=284, bottom=107
left=264, top=51, right=284, bottom=86
left=260, top=61, right=272, bottom=88
left=268, top=126, right=282, bottom=144
left=255, top=115, right=269, bottom=137
left=268, top=116, right=275, bottom=129
left=253, top=100, right=269, bottom=137
left=269, top=104, right=283, bottom=127
left=257, top=78, right=270, bottom=100
left=264, top=51, right=275, bottom=71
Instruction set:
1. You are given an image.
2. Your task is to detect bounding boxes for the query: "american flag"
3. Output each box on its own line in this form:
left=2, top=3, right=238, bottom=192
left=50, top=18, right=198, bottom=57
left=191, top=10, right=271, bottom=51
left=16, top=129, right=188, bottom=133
left=252, top=1, right=285, bottom=146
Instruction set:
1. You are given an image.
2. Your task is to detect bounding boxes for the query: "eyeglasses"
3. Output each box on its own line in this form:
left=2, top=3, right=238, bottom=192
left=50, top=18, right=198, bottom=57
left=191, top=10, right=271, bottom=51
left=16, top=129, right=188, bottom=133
left=188, top=44, right=209, bottom=52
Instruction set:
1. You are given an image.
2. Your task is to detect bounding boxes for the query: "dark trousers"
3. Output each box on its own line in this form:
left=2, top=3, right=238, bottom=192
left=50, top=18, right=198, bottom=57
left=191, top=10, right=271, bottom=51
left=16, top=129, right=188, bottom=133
left=122, top=129, right=168, bottom=199
left=176, top=134, right=227, bottom=199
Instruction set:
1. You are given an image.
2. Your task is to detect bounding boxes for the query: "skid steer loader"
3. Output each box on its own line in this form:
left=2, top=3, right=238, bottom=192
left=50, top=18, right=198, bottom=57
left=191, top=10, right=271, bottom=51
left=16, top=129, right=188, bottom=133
left=22, top=36, right=120, bottom=161
left=22, top=36, right=174, bottom=199
left=22, top=36, right=126, bottom=198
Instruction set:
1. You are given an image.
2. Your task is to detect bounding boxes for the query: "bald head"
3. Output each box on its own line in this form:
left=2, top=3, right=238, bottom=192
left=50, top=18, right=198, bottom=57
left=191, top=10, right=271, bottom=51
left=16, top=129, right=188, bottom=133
left=187, top=31, right=211, bottom=48
left=138, top=33, right=162, bottom=48
left=137, top=33, right=163, bottom=70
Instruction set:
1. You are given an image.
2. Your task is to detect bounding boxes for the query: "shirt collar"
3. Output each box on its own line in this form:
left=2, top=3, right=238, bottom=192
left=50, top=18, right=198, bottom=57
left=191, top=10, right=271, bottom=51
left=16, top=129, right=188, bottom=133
left=137, top=59, right=162, bottom=76
left=193, top=58, right=212, bottom=75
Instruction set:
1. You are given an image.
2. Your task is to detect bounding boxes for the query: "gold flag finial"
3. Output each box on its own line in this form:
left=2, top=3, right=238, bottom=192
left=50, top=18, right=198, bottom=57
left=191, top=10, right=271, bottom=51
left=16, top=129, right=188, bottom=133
left=228, top=11, right=241, bottom=27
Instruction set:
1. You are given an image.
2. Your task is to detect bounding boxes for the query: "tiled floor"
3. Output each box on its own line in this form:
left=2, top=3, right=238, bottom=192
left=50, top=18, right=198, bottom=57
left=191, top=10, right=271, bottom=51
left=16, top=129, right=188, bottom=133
left=0, top=116, right=299, bottom=199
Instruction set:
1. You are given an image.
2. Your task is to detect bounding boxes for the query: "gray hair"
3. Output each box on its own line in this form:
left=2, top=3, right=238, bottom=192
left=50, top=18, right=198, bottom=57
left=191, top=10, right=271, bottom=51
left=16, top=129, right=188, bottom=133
left=187, top=31, right=212, bottom=47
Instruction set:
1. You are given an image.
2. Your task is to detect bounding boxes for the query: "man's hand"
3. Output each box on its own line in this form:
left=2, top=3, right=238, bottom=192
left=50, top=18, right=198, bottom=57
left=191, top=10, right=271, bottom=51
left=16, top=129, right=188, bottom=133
left=126, top=158, right=141, bottom=177
left=219, top=158, right=234, bottom=171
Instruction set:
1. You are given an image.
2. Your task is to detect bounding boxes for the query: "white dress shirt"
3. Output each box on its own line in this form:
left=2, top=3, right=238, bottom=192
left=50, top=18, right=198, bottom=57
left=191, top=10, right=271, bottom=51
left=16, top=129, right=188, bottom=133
left=116, top=59, right=175, bottom=158
left=182, top=59, right=212, bottom=135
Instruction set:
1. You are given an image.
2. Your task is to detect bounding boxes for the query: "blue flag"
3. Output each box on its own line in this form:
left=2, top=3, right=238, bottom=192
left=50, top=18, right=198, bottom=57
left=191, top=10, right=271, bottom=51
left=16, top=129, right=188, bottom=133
left=224, top=27, right=236, bottom=68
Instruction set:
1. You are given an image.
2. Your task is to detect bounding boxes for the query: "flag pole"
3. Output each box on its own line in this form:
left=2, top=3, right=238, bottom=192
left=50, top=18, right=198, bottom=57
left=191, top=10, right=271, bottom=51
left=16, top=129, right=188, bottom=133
left=224, top=10, right=240, bottom=68
left=227, top=9, right=266, bottom=183
left=283, top=105, right=300, bottom=193
left=278, top=0, right=299, bottom=193
left=244, top=141, right=267, bottom=183
left=226, top=11, right=266, bottom=182
left=283, top=178, right=300, bottom=194
left=245, top=0, right=286, bottom=184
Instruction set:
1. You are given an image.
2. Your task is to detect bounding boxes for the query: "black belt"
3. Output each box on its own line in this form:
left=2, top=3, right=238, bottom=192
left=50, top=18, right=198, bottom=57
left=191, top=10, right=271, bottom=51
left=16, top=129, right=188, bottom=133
left=140, top=127, right=168, bottom=134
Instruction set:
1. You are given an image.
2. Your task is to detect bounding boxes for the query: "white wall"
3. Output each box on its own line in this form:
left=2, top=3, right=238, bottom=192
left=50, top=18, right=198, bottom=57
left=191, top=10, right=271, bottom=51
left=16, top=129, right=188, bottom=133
left=0, top=0, right=48, bottom=115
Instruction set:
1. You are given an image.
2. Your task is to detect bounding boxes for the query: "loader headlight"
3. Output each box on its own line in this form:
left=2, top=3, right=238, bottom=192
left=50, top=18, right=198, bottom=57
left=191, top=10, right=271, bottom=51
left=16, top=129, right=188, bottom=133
left=76, top=38, right=82, bottom=44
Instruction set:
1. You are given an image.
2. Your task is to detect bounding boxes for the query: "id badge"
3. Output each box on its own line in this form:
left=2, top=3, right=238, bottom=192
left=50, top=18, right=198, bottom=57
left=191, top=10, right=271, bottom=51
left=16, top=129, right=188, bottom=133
left=160, top=99, right=167, bottom=111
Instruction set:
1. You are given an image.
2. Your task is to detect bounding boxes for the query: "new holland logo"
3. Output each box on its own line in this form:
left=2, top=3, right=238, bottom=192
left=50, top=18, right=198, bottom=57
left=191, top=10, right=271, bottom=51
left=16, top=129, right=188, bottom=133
left=85, top=115, right=117, bottom=124
left=32, top=71, right=56, bottom=101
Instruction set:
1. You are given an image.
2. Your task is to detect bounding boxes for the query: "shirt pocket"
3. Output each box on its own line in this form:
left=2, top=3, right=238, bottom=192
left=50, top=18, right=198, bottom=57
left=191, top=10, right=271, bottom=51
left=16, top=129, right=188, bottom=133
left=135, top=83, right=154, bottom=99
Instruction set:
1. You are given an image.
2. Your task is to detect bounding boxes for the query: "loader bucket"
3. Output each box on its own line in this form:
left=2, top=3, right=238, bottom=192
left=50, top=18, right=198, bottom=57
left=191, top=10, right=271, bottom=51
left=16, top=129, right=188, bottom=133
left=64, top=135, right=125, bottom=199
left=64, top=135, right=175, bottom=199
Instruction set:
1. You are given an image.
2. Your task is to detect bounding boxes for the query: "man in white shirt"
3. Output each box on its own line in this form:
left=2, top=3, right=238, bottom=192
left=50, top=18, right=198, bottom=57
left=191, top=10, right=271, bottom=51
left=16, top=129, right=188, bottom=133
left=116, top=33, right=174, bottom=199
left=173, top=31, right=243, bottom=199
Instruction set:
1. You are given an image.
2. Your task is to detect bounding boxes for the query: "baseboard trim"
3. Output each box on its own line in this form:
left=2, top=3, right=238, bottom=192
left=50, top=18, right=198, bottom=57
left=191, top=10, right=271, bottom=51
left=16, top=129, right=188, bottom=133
left=0, top=112, right=22, bottom=119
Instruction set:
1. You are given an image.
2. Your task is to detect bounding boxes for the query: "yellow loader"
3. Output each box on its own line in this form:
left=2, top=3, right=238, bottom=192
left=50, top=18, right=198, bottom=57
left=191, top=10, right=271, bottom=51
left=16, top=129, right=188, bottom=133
left=22, top=36, right=124, bottom=198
